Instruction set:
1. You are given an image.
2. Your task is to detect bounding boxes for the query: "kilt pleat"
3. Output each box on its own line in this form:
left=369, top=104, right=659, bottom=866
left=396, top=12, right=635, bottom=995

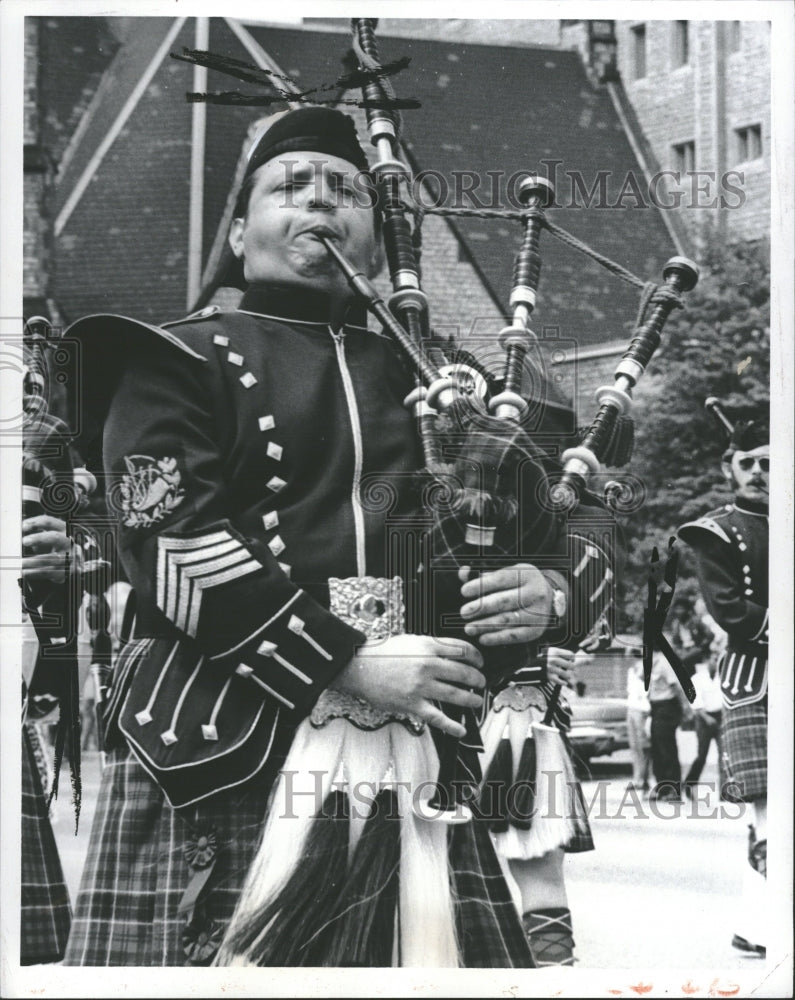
left=449, top=813, right=535, bottom=968
left=63, top=747, right=276, bottom=966
left=21, top=723, right=72, bottom=965
left=721, top=699, right=767, bottom=802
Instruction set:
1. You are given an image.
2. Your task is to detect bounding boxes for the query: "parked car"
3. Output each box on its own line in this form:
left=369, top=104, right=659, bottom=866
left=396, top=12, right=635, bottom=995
left=565, top=636, right=641, bottom=768
left=568, top=692, right=630, bottom=767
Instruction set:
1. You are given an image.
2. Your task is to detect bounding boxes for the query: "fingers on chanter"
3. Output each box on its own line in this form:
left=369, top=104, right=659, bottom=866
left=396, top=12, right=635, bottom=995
left=482, top=625, right=547, bottom=646
left=460, top=566, right=519, bottom=600
left=430, top=656, right=485, bottom=690
left=430, top=637, right=484, bottom=670
left=428, top=680, right=483, bottom=710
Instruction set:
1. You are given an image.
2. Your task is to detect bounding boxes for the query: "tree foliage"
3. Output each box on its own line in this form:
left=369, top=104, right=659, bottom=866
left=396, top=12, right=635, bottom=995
left=612, top=237, right=770, bottom=631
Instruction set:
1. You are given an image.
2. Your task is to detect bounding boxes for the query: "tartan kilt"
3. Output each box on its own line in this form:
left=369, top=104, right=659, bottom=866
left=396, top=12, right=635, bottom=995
left=63, top=746, right=280, bottom=966
left=450, top=810, right=535, bottom=967
left=64, top=747, right=534, bottom=967
left=21, top=723, right=72, bottom=965
left=721, top=698, right=767, bottom=803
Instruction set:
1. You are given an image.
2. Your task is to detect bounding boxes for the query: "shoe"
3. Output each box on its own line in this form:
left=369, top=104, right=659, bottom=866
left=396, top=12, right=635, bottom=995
left=649, top=786, right=681, bottom=802
left=732, top=933, right=766, bottom=957
left=750, top=838, right=768, bottom=878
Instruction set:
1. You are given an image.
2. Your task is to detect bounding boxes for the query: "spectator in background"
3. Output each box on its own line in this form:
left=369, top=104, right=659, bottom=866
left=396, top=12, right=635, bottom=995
left=647, top=645, right=694, bottom=801
left=694, top=596, right=722, bottom=650
left=683, top=649, right=723, bottom=797
left=668, top=596, right=713, bottom=676
left=626, top=652, right=652, bottom=794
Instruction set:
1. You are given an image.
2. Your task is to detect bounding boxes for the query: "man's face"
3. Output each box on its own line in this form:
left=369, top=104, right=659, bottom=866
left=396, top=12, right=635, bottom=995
left=228, top=152, right=380, bottom=302
left=722, top=444, right=770, bottom=505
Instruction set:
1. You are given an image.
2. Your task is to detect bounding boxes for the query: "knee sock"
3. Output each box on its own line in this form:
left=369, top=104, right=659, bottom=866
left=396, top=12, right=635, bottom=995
left=522, top=907, right=575, bottom=967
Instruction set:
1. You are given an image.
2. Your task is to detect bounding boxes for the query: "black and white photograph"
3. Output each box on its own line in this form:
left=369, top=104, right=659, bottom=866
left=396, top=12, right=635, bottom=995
left=1, top=2, right=792, bottom=997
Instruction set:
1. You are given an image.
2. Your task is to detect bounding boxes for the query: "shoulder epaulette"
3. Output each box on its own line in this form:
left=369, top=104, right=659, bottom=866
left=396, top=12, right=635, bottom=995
left=63, top=313, right=208, bottom=452
left=161, top=305, right=222, bottom=328
left=678, top=515, right=732, bottom=545
left=66, top=313, right=207, bottom=361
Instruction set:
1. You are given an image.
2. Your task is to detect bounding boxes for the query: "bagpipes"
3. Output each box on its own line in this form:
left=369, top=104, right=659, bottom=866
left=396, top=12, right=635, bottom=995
left=214, top=18, right=699, bottom=967
left=21, top=316, right=110, bottom=825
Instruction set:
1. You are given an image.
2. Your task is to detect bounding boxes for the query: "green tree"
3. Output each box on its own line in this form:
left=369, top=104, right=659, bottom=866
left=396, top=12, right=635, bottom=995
left=612, top=237, right=770, bottom=632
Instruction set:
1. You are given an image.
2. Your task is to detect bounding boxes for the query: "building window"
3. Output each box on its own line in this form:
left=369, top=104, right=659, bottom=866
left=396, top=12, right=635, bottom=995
left=673, top=140, right=695, bottom=173
left=728, top=21, right=741, bottom=52
left=735, top=124, right=763, bottom=161
left=631, top=24, right=647, bottom=79
left=673, top=21, right=690, bottom=67
left=591, top=21, right=615, bottom=41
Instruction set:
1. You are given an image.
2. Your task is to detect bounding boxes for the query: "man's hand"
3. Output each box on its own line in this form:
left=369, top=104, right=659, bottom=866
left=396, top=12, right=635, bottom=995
left=545, top=646, right=577, bottom=688
left=332, top=634, right=485, bottom=738
left=21, top=515, right=78, bottom=582
left=697, top=708, right=719, bottom=727
left=458, top=564, right=556, bottom=646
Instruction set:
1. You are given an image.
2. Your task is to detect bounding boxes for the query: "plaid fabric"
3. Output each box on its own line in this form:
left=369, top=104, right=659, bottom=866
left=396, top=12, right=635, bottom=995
left=450, top=810, right=535, bottom=967
left=63, top=747, right=284, bottom=966
left=65, top=749, right=532, bottom=967
left=21, top=723, right=72, bottom=965
left=721, top=698, right=767, bottom=802
left=562, top=773, right=596, bottom=854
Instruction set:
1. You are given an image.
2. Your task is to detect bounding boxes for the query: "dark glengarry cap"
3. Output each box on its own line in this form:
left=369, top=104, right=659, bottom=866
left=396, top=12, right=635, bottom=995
left=202, top=108, right=371, bottom=302
left=706, top=397, right=769, bottom=455
left=727, top=417, right=769, bottom=454
left=242, top=106, right=370, bottom=186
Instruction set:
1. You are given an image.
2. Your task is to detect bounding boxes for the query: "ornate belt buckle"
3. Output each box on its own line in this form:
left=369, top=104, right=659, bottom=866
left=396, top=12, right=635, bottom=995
left=328, top=575, right=405, bottom=640
left=315, top=575, right=422, bottom=732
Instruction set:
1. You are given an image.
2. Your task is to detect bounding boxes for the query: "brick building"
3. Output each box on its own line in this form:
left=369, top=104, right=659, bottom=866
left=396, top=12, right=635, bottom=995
left=24, top=16, right=688, bottom=435
left=34, top=18, right=766, bottom=437
left=611, top=18, right=771, bottom=248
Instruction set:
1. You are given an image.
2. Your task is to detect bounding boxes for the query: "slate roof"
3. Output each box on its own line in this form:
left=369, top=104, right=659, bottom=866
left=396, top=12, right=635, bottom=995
left=40, top=17, right=675, bottom=345
left=37, top=17, right=121, bottom=166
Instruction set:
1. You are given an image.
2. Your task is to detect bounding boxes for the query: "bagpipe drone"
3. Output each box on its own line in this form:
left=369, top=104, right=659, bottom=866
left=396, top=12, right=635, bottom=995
left=176, top=19, right=699, bottom=967
left=21, top=317, right=111, bottom=827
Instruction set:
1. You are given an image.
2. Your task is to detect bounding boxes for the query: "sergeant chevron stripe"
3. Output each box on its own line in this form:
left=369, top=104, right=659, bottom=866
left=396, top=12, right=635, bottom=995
left=157, top=529, right=263, bottom=637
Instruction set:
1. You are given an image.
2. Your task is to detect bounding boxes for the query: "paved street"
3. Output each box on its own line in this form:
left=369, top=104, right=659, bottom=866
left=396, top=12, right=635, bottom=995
left=51, top=730, right=766, bottom=976
left=565, top=739, right=757, bottom=972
